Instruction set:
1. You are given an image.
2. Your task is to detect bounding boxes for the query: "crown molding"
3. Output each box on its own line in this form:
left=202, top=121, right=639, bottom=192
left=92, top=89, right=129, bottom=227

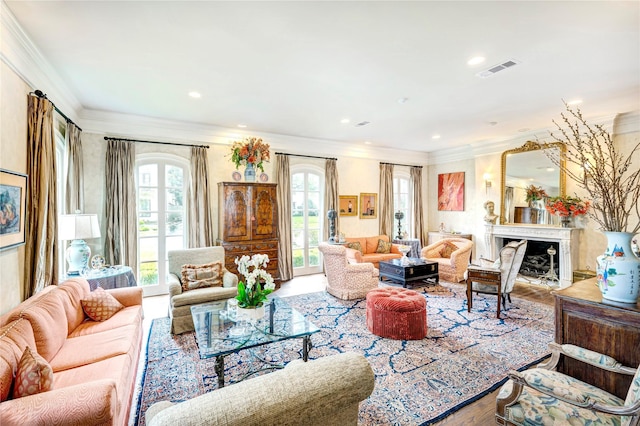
left=0, top=1, right=82, bottom=120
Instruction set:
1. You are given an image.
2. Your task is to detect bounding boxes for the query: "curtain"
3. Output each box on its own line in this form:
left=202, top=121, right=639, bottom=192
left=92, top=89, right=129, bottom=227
left=24, top=95, right=58, bottom=299
left=379, top=163, right=394, bottom=237
left=275, top=154, right=293, bottom=281
left=188, top=146, right=214, bottom=247
left=411, top=166, right=427, bottom=247
left=104, top=140, right=138, bottom=275
left=324, top=159, right=339, bottom=240
left=65, top=122, right=84, bottom=214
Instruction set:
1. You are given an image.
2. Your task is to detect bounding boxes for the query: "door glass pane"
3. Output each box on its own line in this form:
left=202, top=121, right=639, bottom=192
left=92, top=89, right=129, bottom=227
left=139, top=164, right=157, bottom=186
left=140, top=237, right=158, bottom=262
left=292, top=248, right=304, bottom=267
left=166, top=165, right=183, bottom=187
left=308, top=173, right=320, bottom=191
left=309, top=247, right=320, bottom=267
left=139, top=213, right=159, bottom=237
left=291, top=173, right=304, bottom=191
left=140, top=261, right=158, bottom=286
left=166, top=212, right=183, bottom=235
left=166, top=236, right=184, bottom=253
left=292, top=229, right=304, bottom=249
left=139, top=188, right=158, bottom=212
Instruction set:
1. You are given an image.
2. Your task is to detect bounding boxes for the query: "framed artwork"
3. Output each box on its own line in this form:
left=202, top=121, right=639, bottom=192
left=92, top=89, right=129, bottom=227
left=0, top=169, right=27, bottom=250
left=438, top=172, right=465, bottom=211
left=359, top=193, right=377, bottom=219
left=339, top=195, right=358, bottom=216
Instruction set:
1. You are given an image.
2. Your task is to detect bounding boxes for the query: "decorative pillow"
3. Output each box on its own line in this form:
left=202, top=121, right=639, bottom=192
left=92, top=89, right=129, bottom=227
left=181, top=262, right=223, bottom=291
left=12, top=346, right=53, bottom=398
left=345, top=241, right=363, bottom=254
left=376, top=239, right=392, bottom=254
left=81, top=287, right=125, bottom=321
left=439, top=242, right=457, bottom=259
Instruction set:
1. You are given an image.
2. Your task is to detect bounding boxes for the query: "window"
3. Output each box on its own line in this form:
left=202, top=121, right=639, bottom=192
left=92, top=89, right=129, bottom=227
left=136, top=155, right=188, bottom=296
left=291, top=166, right=324, bottom=276
left=393, top=173, right=412, bottom=237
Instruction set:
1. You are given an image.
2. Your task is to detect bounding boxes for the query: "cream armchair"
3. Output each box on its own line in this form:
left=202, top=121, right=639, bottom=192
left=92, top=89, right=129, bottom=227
left=318, top=242, right=379, bottom=300
left=421, top=237, right=474, bottom=282
left=167, top=246, right=238, bottom=334
left=496, top=342, right=640, bottom=425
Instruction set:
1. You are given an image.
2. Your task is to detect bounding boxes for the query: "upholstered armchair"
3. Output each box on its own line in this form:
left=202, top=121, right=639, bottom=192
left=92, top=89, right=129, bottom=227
left=421, top=237, right=474, bottom=282
left=318, top=242, right=379, bottom=300
left=167, top=246, right=238, bottom=334
left=496, top=342, right=640, bottom=425
left=465, top=239, right=527, bottom=317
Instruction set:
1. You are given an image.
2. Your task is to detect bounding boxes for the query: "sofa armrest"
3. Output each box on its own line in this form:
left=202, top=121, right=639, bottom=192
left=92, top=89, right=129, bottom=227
left=222, top=270, right=239, bottom=288
left=344, top=247, right=363, bottom=264
left=0, top=380, right=117, bottom=425
left=146, top=352, right=375, bottom=426
left=106, top=286, right=142, bottom=307
left=390, top=244, right=402, bottom=255
left=346, top=262, right=379, bottom=277
left=168, top=273, right=183, bottom=299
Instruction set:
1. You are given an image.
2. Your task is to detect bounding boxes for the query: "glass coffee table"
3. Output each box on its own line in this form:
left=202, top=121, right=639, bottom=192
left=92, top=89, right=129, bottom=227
left=190, top=296, right=319, bottom=388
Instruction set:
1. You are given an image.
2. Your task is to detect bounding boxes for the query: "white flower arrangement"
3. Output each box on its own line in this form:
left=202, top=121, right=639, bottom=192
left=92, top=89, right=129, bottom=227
left=234, top=254, right=275, bottom=308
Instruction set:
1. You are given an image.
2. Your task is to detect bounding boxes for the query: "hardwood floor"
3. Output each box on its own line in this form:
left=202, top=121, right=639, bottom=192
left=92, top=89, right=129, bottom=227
left=139, top=275, right=555, bottom=425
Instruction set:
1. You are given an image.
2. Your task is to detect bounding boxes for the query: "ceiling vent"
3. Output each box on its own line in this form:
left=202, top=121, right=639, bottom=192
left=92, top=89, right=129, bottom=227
left=476, top=59, right=521, bottom=78
left=355, top=121, right=370, bottom=127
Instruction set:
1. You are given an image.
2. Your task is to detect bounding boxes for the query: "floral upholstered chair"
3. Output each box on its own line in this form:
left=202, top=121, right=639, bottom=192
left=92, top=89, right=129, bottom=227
left=318, top=242, right=379, bottom=300
left=421, top=237, right=474, bottom=282
left=496, top=342, right=640, bottom=425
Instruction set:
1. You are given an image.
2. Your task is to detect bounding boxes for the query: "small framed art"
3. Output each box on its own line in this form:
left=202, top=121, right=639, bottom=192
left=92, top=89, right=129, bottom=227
left=339, top=195, right=358, bottom=216
left=0, top=169, right=27, bottom=250
left=438, top=172, right=465, bottom=211
left=359, top=193, right=377, bottom=219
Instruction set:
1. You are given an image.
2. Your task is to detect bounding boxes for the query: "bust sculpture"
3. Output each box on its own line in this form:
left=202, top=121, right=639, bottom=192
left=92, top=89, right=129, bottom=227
left=484, top=200, right=498, bottom=224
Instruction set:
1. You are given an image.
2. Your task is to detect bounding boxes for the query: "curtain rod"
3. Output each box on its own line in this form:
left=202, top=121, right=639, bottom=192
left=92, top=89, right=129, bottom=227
left=380, top=162, right=423, bottom=168
left=275, top=152, right=337, bottom=161
left=30, top=90, right=83, bottom=132
left=104, top=136, right=209, bottom=149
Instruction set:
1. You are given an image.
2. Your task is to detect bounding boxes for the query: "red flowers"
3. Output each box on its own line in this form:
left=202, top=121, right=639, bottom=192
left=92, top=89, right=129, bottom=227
left=545, top=196, right=590, bottom=217
left=230, top=137, right=270, bottom=172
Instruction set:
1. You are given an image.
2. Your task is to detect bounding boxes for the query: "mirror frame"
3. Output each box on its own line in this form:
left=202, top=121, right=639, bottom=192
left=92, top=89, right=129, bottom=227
left=499, top=140, right=566, bottom=224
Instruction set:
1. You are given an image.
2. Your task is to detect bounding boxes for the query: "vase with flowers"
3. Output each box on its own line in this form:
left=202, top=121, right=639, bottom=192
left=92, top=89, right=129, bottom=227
left=524, top=184, right=548, bottom=208
left=545, top=196, right=590, bottom=227
left=543, top=103, right=640, bottom=303
left=234, top=254, right=275, bottom=321
left=230, top=137, right=271, bottom=182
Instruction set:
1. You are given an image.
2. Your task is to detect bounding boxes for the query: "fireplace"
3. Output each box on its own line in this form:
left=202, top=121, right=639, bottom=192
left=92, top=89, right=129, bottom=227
left=485, top=224, right=581, bottom=288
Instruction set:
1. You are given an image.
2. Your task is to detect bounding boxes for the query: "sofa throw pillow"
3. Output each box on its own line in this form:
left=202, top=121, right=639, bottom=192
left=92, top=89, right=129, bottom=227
left=439, top=242, right=457, bottom=259
left=81, top=287, right=125, bottom=322
left=376, top=239, right=392, bottom=254
left=12, top=346, right=53, bottom=399
left=345, top=241, right=363, bottom=254
left=181, top=262, right=223, bottom=292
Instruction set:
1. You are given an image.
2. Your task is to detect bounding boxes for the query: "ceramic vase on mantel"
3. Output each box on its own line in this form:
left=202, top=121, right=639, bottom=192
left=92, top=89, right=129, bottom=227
left=596, top=232, right=640, bottom=304
left=244, top=163, right=256, bottom=182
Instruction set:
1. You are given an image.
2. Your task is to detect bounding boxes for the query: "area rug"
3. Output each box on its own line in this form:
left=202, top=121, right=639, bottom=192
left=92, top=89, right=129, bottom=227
left=133, top=282, right=553, bottom=425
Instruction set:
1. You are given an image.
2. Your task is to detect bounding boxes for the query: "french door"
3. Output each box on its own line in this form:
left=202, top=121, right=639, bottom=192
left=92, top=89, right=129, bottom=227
left=291, top=168, right=323, bottom=276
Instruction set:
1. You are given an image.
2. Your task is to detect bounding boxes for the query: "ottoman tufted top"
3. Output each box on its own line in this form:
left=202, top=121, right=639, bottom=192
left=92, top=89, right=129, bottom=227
left=366, top=287, right=426, bottom=312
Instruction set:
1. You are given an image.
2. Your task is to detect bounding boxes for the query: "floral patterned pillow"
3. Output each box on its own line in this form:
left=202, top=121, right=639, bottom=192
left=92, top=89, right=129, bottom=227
left=81, top=287, right=125, bottom=321
left=12, top=346, right=53, bottom=398
left=376, top=239, right=392, bottom=254
left=439, top=242, right=457, bottom=259
left=345, top=241, right=363, bottom=254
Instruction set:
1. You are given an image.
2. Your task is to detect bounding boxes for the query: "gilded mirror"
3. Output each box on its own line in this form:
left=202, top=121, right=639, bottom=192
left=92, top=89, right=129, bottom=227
left=500, top=141, right=566, bottom=224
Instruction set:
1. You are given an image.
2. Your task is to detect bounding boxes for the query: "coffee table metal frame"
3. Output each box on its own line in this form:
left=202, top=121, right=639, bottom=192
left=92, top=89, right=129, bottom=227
left=190, top=296, right=319, bottom=388
left=378, top=257, right=439, bottom=287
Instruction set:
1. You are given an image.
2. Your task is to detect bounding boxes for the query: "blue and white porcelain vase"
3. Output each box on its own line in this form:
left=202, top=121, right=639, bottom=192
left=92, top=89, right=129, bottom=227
left=596, top=231, right=640, bottom=304
left=244, top=163, right=256, bottom=182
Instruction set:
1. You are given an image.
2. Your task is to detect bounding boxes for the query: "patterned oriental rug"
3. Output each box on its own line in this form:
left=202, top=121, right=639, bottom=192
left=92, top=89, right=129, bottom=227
left=133, top=282, right=553, bottom=425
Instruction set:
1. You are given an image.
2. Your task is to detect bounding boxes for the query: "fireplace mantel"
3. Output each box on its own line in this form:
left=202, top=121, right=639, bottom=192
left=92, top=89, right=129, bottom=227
left=485, top=224, right=581, bottom=288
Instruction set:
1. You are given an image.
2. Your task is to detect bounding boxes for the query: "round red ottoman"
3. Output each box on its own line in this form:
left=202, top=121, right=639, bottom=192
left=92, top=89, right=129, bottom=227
left=366, top=287, right=427, bottom=340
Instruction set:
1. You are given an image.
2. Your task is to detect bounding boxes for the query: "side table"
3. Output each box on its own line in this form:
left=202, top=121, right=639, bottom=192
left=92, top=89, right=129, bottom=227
left=466, top=266, right=502, bottom=318
left=66, top=266, right=137, bottom=291
left=392, top=238, right=422, bottom=258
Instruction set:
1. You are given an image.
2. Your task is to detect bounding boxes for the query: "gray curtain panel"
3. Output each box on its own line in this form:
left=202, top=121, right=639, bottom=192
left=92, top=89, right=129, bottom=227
left=104, top=139, right=138, bottom=275
left=65, top=122, right=84, bottom=214
left=275, top=154, right=293, bottom=281
left=188, top=146, right=214, bottom=248
left=411, top=166, right=427, bottom=246
left=324, top=158, right=339, bottom=240
left=24, top=95, right=58, bottom=298
left=379, top=163, right=394, bottom=237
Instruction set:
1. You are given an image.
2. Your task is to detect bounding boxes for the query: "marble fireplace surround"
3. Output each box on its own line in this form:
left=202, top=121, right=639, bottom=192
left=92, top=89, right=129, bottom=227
left=484, top=224, right=581, bottom=289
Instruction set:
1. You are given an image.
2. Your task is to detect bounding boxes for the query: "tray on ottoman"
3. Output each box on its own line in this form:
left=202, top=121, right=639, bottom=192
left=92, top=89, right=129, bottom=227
left=379, top=258, right=439, bottom=287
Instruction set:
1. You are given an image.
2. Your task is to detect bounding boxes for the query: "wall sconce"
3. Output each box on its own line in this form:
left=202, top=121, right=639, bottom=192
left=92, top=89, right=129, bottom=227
left=483, top=173, right=492, bottom=194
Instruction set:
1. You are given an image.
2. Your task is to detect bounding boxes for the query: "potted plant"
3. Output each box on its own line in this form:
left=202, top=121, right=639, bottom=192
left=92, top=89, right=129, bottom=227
left=234, top=254, right=276, bottom=320
left=230, top=137, right=270, bottom=182
left=543, top=103, right=640, bottom=303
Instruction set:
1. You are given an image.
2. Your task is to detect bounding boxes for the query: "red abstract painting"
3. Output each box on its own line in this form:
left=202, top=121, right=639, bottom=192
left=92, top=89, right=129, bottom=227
left=438, top=172, right=465, bottom=211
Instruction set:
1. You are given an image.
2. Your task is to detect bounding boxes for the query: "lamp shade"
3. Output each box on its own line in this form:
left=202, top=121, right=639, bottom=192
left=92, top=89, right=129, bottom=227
left=59, top=214, right=101, bottom=241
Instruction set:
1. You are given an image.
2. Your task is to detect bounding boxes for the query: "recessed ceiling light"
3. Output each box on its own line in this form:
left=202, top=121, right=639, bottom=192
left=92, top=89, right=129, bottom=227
left=432, top=134, right=441, bottom=140
left=546, top=167, right=555, bottom=172
left=467, top=56, right=486, bottom=66
left=237, top=124, right=247, bottom=128
left=567, top=99, right=583, bottom=106
left=364, top=141, right=372, bottom=145
left=341, top=118, right=350, bottom=124
left=188, top=91, right=201, bottom=98
left=488, top=121, right=498, bottom=126
left=397, top=97, right=409, bottom=104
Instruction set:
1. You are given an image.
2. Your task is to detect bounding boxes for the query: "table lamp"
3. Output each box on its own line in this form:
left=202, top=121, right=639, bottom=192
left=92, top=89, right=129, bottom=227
left=59, top=214, right=101, bottom=275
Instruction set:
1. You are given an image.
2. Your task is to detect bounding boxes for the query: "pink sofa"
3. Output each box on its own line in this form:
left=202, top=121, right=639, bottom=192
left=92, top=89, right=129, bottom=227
left=0, top=278, right=143, bottom=426
left=344, top=235, right=402, bottom=268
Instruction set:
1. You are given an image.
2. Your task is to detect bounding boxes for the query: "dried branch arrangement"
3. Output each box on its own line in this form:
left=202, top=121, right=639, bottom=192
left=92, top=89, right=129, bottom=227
left=543, top=103, right=640, bottom=233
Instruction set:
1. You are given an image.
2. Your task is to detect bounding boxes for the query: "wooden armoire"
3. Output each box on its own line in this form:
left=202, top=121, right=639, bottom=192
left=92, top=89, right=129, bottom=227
left=217, top=182, right=280, bottom=285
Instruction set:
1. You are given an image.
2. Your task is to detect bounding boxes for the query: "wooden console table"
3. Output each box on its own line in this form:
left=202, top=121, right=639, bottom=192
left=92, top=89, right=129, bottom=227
left=553, top=278, right=640, bottom=399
